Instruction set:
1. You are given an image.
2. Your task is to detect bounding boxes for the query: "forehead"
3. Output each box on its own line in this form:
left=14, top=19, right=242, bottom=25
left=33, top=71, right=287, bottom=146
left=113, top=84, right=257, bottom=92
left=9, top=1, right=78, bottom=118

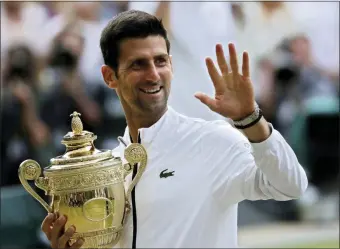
left=119, top=36, right=168, bottom=62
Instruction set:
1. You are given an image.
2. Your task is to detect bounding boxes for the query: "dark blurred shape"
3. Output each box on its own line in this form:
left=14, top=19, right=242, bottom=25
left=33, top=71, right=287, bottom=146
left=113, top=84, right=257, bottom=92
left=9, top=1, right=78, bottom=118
left=39, top=21, right=106, bottom=156
left=48, top=23, right=84, bottom=71
left=264, top=36, right=337, bottom=134
left=306, top=113, right=339, bottom=192
left=49, top=41, right=78, bottom=70
left=274, top=65, right=299, bottom=84
left=271, top=38, right=301, bottom=87
left=3, top=44, right=37, bottom=83
left=1, top=44, right=52, bottom=187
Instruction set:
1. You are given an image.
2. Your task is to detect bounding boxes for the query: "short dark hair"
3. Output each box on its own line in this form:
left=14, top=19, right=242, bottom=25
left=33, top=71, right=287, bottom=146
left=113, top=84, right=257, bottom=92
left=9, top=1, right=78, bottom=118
left=100, top=10, right=171, bottom=74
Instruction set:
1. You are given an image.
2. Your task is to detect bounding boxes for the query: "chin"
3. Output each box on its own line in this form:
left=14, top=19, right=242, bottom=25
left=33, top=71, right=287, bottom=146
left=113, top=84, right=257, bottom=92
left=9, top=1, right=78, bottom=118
left=142, top=102, right=167, bottom=116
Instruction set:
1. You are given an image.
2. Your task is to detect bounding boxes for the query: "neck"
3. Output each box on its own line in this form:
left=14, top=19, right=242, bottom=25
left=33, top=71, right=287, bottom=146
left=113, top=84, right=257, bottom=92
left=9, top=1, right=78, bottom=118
left=125, top=107, right=167, bottom=143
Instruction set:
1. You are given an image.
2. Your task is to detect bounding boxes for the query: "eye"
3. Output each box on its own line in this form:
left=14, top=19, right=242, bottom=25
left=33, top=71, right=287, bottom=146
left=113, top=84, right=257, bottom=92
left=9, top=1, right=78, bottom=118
left=155, top=57, right=167, bottom=67
left=130, top=60, right=144, bottom=70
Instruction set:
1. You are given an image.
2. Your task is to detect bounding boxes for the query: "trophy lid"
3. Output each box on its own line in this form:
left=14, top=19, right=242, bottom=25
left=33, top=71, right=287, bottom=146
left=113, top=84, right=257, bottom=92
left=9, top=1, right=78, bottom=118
left=46, top=111, right=115, bottom=171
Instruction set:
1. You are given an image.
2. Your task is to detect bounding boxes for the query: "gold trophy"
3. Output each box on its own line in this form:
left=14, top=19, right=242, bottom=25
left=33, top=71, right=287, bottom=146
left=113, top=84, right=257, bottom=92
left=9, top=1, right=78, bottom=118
left=18, top=111, right=147, bottom=248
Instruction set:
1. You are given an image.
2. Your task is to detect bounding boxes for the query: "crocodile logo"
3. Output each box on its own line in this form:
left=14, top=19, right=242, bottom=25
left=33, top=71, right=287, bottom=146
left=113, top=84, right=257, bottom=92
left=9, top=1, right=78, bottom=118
left=160, top=169, right=175, bottom=178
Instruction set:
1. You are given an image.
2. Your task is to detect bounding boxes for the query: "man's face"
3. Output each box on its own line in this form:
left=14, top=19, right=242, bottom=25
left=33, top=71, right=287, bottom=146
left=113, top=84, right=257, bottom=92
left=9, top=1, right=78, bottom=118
left=104, top=36, right=172, bottom=116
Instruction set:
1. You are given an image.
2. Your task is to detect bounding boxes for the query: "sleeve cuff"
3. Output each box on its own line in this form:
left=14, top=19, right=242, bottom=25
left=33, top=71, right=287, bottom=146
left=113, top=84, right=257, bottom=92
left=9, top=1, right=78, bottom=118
left=250, top=123, right=280, bottom=153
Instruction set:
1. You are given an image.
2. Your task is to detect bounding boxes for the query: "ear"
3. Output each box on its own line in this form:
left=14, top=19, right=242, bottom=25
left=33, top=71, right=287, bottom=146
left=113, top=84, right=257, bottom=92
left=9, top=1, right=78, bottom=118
left=101, top=65, right=118, bottom=89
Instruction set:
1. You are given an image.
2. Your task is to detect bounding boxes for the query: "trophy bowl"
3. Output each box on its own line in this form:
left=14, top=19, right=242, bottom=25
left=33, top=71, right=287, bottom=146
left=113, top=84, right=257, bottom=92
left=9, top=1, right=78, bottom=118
left=18, top=112, right=147, bottom=248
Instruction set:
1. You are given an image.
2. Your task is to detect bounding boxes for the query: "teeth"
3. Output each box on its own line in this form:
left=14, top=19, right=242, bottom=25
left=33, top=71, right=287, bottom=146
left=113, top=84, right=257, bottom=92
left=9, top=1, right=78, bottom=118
left=141, top=87, right=161, bottom=94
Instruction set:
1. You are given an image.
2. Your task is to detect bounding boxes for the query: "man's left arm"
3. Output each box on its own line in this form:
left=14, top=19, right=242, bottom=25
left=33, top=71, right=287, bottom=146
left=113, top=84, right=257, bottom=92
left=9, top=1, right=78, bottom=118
left=208, top=119, right=308, bottom=207
left=195, top=42, right=308, bottom=203
left=241, top=117, right=308, bottom=199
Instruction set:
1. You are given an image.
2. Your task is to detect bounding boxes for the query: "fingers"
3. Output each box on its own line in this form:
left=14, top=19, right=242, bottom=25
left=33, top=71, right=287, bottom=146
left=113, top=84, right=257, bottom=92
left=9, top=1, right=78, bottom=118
left=228, top=43, right=239, bottom=76
left=42, top=213, right=82, bottom=249
left=216, top=44, right=229, bottom=75
left=70, top=238, right=85, bottom=249
left=51, top=215, right=67, bottom=248
left=209, top=43, right=250, bottom=93
left=194, top=92, right=217, bottom=111
left=41, top=213, right=56, bottom=240
left=205, top=58, right=224, bottom=94
left=58, top=225, right=76, bottom=249
left=242, top=51, right=250, bottom=78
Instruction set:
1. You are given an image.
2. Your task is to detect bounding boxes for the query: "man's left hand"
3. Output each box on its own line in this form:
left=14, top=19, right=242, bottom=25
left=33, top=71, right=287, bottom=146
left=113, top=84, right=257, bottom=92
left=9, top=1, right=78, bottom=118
left=195, top=43, right=255, bottom=121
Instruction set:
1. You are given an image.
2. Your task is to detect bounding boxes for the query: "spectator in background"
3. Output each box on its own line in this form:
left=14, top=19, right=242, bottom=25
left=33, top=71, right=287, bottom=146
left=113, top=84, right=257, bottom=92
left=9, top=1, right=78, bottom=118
left=1, top=2, right=49, bottom=63
left=234, top=2, right=302, bottom=119
left=41, top=2, right=69, bottom=18
left=39, top=3, right=127, bottom=143
left=128, top=1, right=237, bottom=121
left=38, top=3, right=128, bottom=150
left=1, top=45, right=51, bottom=186
left=39, top=20, right=102, bottom=155
left=39, top=2, right=112, bottom=88
left=259, top=35, right=338, bottom=137
left=287, top=2, right=339, bottom=85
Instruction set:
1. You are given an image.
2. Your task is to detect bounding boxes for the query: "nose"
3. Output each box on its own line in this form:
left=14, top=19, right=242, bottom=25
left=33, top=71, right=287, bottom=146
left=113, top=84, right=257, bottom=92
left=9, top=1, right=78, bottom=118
left=145, top=63, right=161, bottom=82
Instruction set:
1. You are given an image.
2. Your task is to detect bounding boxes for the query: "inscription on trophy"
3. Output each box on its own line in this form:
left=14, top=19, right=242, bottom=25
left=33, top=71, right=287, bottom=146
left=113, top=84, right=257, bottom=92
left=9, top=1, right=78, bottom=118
left=83, top=197, right=114, bottom=222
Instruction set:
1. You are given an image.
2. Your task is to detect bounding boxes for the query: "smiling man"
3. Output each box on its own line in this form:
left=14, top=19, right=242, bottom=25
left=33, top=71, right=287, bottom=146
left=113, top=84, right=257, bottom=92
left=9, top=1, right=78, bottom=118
left=41, top=10, right=308, bottom=248
left=101, top=34, right=172, bottom=142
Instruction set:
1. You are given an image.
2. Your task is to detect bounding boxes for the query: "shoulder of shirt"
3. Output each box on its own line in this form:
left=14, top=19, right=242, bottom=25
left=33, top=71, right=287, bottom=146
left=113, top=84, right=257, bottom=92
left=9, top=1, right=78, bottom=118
left=173, top=110, right=248, bottom=146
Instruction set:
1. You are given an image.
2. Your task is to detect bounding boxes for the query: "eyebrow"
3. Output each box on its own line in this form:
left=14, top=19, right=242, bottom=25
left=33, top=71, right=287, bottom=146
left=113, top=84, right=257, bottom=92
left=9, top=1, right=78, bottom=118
left=127, top=53, right=169, bottom=64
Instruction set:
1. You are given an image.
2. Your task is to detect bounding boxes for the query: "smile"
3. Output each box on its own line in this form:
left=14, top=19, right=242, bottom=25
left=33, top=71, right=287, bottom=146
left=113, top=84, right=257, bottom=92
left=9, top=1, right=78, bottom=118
left=140, top=86, right=162, bottom=94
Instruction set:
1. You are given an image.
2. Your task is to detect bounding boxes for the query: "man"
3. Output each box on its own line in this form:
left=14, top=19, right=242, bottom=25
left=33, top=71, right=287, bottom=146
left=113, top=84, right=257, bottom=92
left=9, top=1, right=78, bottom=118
left=41, top=10, right=308, bottom=248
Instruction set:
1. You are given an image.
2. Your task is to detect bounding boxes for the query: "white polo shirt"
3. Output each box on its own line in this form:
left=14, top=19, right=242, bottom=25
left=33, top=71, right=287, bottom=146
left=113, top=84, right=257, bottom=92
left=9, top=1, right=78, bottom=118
left=113, top=106, right=308, bottom=248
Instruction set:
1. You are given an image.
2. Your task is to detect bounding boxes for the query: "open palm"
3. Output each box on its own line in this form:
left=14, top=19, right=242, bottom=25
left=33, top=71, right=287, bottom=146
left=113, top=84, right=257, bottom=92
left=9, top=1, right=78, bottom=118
left=195, top=43, right=256, bottom=121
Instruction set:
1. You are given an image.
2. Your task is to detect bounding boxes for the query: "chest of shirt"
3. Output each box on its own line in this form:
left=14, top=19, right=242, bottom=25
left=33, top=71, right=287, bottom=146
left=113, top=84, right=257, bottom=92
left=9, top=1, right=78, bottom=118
left=124, top=142, right=216, bottom=216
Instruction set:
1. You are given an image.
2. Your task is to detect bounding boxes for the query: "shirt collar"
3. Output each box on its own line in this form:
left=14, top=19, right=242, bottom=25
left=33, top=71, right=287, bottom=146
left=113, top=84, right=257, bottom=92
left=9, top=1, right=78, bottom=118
left=121, top=106, right=178, bottom=148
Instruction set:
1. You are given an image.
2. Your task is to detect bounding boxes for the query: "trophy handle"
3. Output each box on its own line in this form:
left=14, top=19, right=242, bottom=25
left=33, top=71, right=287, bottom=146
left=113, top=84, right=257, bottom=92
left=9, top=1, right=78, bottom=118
left=124, top=143, right=148, bottom=201
left=18, top=159, right=52, bottom=212
left=123, top=163, right=133, bottom=178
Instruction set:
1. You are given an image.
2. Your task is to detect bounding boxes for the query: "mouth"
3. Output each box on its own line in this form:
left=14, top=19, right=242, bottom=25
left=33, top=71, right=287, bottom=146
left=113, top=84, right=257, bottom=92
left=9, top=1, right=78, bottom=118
left=139, top=86, right=163, bottom=94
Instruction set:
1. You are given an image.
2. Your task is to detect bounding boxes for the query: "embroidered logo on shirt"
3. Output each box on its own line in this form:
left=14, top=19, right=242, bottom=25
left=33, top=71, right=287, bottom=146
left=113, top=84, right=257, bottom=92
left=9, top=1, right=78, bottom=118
left=160, top=169, right=175, bottom=178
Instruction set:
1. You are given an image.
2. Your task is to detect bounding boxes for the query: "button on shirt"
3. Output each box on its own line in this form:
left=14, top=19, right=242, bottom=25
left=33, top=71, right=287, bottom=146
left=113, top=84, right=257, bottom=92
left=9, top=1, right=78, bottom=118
left=113, top=106, right=308, bottom=248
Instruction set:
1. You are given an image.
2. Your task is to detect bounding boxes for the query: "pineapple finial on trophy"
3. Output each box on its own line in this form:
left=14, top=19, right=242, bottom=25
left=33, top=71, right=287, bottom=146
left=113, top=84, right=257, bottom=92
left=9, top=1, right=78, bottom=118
left=70, top=111, right=83, bottom=135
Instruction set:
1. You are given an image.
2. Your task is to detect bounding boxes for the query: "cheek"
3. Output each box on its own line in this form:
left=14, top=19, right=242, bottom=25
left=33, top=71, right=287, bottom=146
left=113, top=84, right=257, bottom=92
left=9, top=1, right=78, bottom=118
left=118, top=76, right=139, bottom=98
left=160, top=69, right=173, bottom=87
left=158, top=65, right=172, bottom=78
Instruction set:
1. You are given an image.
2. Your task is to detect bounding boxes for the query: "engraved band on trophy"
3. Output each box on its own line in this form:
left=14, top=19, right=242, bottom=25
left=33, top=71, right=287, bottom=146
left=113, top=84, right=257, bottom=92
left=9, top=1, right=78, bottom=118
left=18, top=111, right=147, bottom=248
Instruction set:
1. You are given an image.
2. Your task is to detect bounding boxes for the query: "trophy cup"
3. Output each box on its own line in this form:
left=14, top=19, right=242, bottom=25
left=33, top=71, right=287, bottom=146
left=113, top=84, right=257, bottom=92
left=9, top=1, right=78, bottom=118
left=18, top=111, right=147, bottom=248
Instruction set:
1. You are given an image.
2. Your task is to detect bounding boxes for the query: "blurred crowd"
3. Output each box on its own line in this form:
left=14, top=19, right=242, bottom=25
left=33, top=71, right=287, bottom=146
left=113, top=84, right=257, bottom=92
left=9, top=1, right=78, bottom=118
left=1, top=0, right=339, bottom=224
left=1, top=2, right=129, bottom=187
